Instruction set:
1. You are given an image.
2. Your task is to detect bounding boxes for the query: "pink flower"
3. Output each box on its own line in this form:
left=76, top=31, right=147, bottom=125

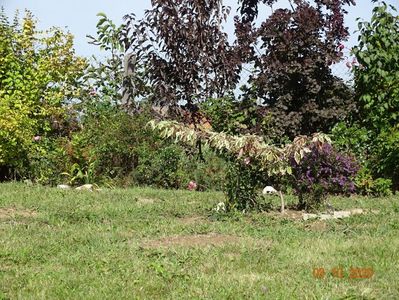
left=244, top=157, right=251, bottom=165
left=346, top=61, right=352, bottom=68
left=187, top=181, right=197, bottom=191
left=33, top=136, right=41, bottom=142
left=338, top=43, right=345, bottom=51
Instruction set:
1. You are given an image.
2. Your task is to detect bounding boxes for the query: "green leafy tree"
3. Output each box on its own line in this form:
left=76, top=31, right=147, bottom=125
left=85, top=13, right=125, bottom=107
left=0, top=9, right=86, bottom=178
left=352, top=2, right=399, bottom=189
left=200, top=96, right=264, bottom=135
left=334, top=2, right=399, bottom=191
left=352, top=1, right=399, bottom=130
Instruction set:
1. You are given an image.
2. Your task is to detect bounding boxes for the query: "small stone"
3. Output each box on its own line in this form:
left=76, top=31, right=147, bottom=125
left=333, top=211, right=351, bottom=218
left=320, top=214, right=334, bottom=220
left=75, top=184, right=93, bottom=191
left=303, top=213, right=318, bottom=221
left=350, top=208, right=364, bottom=215
left=57, top=184, right=71, bottom=189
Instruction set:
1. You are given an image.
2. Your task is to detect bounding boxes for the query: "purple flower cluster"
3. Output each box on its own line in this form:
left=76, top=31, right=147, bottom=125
left=290, top=143, right=359, bottom=197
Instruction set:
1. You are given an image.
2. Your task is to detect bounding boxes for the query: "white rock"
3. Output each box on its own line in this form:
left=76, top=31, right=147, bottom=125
left=319, top=214, right=334, bottom=220
left=262, top=186, right=278, bottom=194
left=75, top=184, right=94, bottom=191
left=303, top=209, right=362, bottom=221
left=333, top=211, right=351, bottom=218
left=57, top=184, right=71, bottom=190
left=350, top=208, right=364, bottom=215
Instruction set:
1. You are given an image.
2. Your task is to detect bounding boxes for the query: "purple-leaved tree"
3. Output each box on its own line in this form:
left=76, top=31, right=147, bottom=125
left=122, top=0, right=242, bottom=121
left=235, top=0, right=356, bottom=140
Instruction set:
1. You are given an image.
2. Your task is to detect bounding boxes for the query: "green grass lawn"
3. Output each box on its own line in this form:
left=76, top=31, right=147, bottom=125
left=1, top=183, right=398, bottom=299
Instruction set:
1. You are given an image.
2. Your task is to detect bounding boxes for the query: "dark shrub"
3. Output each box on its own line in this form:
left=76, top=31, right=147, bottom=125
left=290, top=143, right=359, bottom=210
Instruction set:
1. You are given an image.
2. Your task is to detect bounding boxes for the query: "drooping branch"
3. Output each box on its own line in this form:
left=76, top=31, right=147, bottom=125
left=148, top=119, right=331, bottom=176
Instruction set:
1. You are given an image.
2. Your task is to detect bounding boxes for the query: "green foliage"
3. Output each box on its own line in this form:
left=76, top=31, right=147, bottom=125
left=338, top=3, right=399, bottom=190
left=0, top=10, right=86, bottom=177
left=26, top=137, right=72, bottom=185
left=132, top=144, right=226, bottom=190
left=224, top=159, right=266, bottom=211
left=68, top=105, right=150, bottom=184
left=85, top=37, right=122, bottom=104
left=372, top=178, right=394, bottom=196
left=84, top=13, right=143, bottom=108
left=65, top=104, right=225, bottom=189
left=373, top=125, right=399, bottom=188
left=61, top=162, right=97, bottom=186
left=331, top=122, right=371, bottom=164
left=352, top=2, right=399, bottom=130
left=332, top=122, right=398, bottom=194
left=133, top=144, right=184, bottom=189
left=200, top=97, right=262, bottom=135
left=354, top=167, right=393, bottom=197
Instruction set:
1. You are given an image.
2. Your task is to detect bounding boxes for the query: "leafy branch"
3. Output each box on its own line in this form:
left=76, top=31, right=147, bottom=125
left=148, top=120, right=331, bottom=176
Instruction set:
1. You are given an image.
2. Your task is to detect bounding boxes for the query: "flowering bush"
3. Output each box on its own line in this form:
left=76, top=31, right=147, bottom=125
left=290, top=143, right=359, bottom=209
left=0, top=11, right=86, bottom=177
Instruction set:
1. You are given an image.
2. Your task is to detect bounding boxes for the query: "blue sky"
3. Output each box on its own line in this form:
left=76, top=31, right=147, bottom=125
left=2, top=0, right=397, bottom=58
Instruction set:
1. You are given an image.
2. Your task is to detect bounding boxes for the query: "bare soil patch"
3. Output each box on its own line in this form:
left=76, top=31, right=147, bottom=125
left=267, top=209, right=304, bottom=221
left=0, top=207, right=37, bottom=220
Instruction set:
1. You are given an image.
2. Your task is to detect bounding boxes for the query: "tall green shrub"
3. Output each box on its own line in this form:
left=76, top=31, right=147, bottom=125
left=350, top=2, right=399, bottom=189
left=0, top=10, right=86, bottom=179
left=352, top=2, right=399, bottom=131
